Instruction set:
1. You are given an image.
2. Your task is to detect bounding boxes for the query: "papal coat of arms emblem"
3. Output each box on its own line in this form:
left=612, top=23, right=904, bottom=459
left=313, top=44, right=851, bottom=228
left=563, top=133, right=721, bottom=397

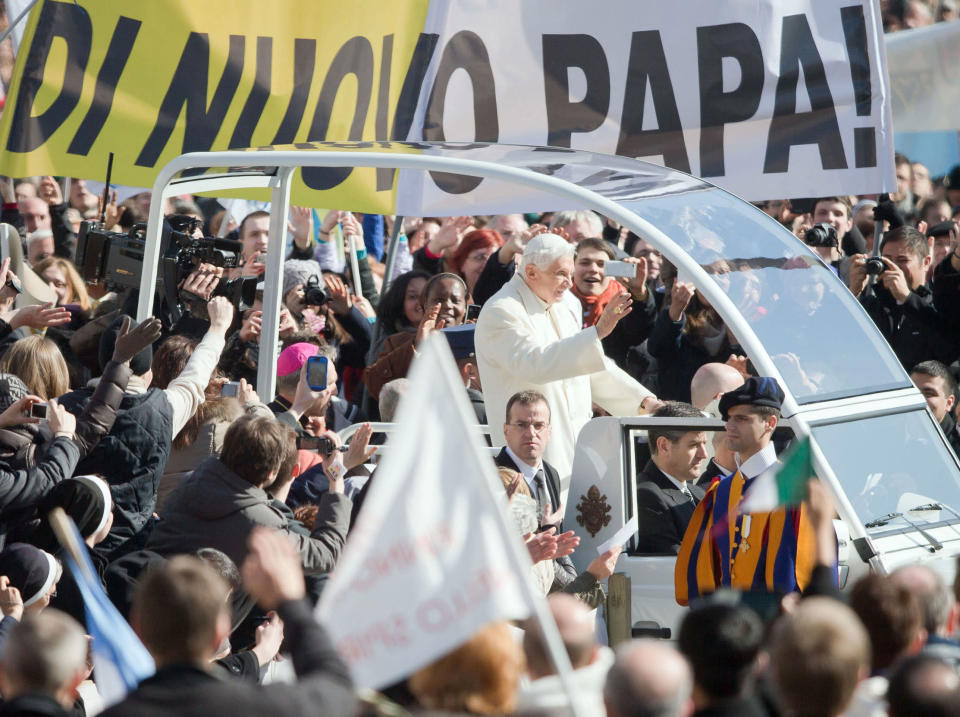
left=576, top=485, right=611, bottom=537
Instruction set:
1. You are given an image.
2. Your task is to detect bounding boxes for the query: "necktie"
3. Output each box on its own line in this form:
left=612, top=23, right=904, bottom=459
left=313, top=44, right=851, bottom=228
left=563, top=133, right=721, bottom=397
left=680, top=482, right=693, bottom=501
left=534, top=469, right=548, bottom=522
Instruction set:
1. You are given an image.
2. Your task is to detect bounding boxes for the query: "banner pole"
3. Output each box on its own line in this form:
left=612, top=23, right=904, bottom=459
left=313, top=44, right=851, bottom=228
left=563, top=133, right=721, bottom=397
left=382, top=215, right=404, bottom=293
left=0, top=0, right=40, bottom=46
left=347, top=225, right=363, bottom=297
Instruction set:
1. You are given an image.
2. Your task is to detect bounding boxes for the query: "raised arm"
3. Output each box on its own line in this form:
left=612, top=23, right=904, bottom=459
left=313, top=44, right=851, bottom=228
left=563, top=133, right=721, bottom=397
left=164, top=298, right=233, bottom=437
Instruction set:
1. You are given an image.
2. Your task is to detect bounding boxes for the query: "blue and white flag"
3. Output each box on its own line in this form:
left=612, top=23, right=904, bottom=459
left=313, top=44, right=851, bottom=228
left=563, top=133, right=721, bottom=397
left=58, top=516, right=155, bottom=707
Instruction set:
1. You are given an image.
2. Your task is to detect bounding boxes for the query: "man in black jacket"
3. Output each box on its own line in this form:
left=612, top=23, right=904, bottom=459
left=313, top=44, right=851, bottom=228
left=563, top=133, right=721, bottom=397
left=149, top=414, right=349, bottom=576
left=636, top=402, right=707, bottom=554
left=102, top=528, right=355, bottom=717
left=849, top=226, right=954, bottom=370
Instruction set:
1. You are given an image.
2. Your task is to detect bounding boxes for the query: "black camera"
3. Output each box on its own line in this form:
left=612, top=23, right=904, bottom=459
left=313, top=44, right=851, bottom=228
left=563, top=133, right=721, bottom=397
left=865, top=256, right=887, bottom=275
left=803, top=222, right=839, bottom=248
left=297, top=433, right=336, bottom=455
left=303, top=275, right=330, bottom=306
left=76, top=216, right=258, bottom=315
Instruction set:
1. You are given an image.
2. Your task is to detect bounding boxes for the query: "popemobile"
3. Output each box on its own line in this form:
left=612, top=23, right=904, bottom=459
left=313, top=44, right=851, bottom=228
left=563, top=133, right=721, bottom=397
left=115, top=141, right=960, bottom=641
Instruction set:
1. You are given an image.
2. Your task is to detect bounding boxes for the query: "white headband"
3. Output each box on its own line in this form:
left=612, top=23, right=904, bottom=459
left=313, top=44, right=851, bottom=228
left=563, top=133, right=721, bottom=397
left=74, top=475, right=113, bottom=537
left=22, top=550, right=60, bottom=607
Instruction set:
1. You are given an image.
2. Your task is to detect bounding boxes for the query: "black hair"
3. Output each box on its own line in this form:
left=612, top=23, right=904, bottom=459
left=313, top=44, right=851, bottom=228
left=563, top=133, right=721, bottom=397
left=911, top=360, right=957, bottom=396
left=678, top=603, right=763, bottom=699
left=648, top=401, right=705, bottom=455
left=375, top=270, right=431, bottom=335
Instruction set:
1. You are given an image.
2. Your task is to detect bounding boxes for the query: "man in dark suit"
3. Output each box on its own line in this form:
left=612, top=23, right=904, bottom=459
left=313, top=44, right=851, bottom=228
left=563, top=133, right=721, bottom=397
left=494, top=391, right=562, bottom=520
left=636, top=402, right=708, bottom=554
left=494, top=390, right=620, bottom=598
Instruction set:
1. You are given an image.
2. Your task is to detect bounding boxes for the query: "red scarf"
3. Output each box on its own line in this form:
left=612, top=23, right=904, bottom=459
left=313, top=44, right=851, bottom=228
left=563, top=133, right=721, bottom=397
left=572, top=280, right=623, bottom=327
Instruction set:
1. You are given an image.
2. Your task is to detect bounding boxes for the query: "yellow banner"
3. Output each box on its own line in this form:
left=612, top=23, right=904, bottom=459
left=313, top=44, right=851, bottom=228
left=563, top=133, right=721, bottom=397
left=0, top=0, right=431, bottom=212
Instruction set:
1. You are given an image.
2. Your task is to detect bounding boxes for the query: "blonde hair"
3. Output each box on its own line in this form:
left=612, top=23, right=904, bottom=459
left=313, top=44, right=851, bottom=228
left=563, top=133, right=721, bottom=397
left=32, top=257, right=91, bottom=312
left=409, top=622, right=523, bottom=714
left=498, top=466, right=532, bottom=499
left=0, top=335, right=70, bottom=399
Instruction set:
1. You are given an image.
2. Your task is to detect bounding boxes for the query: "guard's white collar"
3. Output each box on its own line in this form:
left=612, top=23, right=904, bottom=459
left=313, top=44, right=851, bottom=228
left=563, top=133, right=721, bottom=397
left=735, top=442, right=777, bottom=480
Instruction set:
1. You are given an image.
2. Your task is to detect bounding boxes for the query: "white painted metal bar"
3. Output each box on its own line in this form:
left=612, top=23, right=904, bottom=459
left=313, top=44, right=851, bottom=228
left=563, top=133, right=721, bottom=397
left=256, top=167, right=294, bottom=399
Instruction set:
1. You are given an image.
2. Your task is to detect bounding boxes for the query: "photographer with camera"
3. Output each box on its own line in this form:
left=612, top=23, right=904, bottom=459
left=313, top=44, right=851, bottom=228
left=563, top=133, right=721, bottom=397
left=796, top=197, right=867, bottom=282
left=283, top=262, right=373, bottom=394
left=849, top=225, right=954, bottom=370
left=148, top=412, right=350, bottom=578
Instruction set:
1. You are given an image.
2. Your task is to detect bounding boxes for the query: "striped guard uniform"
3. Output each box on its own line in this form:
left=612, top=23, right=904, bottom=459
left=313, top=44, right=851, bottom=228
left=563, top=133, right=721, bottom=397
left=675, top=443, right=816, bottom=605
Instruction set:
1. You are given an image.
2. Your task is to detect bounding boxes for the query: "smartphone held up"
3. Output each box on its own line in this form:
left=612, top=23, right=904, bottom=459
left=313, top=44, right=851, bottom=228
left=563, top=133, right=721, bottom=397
left=306, top=355, right=328, bottom=390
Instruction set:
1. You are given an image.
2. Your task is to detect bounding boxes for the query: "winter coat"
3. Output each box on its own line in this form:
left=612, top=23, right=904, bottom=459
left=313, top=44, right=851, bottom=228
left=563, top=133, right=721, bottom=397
left=148, top=456, right=350, bottom=575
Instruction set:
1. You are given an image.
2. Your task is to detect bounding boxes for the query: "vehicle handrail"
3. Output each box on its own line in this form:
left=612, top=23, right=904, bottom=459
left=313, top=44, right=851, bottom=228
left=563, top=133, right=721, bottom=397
left=338, top=422, right=492, bottom=442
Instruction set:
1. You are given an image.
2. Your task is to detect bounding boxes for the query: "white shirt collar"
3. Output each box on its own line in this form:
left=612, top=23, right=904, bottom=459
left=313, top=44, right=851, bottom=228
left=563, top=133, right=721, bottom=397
left=736, top=442, right=778, bottom=480
left=505, top=445, right=544, bottom=496
left=654, top=462, right=691, bottom=492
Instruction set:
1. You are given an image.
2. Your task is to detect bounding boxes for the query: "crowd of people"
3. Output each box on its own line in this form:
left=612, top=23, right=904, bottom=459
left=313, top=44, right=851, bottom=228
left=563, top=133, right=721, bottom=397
left=882, top=0, right=960, bottom=29
left=0, top=138, right=956, bottom=715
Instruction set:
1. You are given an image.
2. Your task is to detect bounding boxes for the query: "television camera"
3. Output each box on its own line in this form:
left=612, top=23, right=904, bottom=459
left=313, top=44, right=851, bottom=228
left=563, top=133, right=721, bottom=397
left=76, top=214, right=258, bottom=319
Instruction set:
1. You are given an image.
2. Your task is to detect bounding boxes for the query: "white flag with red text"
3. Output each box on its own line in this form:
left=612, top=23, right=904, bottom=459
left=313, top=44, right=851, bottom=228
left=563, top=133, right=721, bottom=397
left=316, top=335, right=536, bottom=689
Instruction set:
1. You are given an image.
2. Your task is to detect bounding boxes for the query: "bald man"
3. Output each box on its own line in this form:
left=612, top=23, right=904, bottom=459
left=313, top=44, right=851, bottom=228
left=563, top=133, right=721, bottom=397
left=518, top=594, right=614, bottom=716
left=891, top=565, right=960, bottom=656
left=604, top=640, right=694, bottom=717
left=690, top=363, right=743, bottom=488
left=690, top=363, right=745, bottom=413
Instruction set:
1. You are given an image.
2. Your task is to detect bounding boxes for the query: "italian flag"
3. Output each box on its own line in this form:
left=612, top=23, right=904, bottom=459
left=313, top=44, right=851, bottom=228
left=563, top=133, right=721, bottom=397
left=739, top=437, right=812, bottom=513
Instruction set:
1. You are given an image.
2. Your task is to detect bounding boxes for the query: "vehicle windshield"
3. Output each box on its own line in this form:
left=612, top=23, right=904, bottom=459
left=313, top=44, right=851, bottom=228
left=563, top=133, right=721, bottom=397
left=620, top=188, right=911, bottom=404
left=811, top=410, right=960, bottom=527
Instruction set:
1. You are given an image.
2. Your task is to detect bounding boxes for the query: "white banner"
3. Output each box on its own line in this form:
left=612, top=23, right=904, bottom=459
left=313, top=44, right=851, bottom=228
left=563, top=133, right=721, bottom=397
left=407, top=0, right=896, bottom=203
left=885, top=21, right=960, bottom=134
left=317, top=335, right=536, bottom=690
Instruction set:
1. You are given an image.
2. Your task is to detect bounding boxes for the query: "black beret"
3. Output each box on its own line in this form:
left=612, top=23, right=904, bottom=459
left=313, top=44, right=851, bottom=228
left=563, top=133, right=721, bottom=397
left=718, top=376, right=784, bottom=419
left=927, top=221, right=957, bottom=238
left=99, top=314, right=152, bottom=376
left=441, top=324, right=476, bottom=360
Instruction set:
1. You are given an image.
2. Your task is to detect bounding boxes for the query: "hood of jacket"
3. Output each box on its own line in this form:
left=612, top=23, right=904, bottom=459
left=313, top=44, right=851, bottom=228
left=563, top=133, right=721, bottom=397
left=161, top=455, right=270, bottom=521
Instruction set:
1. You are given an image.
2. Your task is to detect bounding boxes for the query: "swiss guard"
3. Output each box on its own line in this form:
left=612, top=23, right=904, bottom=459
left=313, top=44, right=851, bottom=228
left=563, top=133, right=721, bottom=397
left=675, top=377, right=817, bottom=605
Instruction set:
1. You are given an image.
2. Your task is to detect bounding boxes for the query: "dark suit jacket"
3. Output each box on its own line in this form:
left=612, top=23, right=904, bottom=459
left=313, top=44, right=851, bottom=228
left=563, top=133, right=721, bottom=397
left=494, top=447, right=561, bottom=520
left=636, top=460, right=705, bottom=554
left=697, top=458, right=731, bottom=490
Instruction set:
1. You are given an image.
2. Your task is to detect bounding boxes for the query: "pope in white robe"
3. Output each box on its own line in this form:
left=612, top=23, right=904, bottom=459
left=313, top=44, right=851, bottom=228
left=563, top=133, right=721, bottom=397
left=476, top=233, right=659, bottom=496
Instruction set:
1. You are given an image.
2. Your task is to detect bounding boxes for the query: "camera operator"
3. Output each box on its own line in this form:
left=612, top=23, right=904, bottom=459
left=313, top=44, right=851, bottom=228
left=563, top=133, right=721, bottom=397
left=849, top=226, right=954, bottom=370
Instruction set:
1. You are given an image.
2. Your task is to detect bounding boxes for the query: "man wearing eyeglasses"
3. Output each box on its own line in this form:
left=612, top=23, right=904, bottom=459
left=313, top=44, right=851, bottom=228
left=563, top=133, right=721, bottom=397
left=495, top=390, right=560, bottom=520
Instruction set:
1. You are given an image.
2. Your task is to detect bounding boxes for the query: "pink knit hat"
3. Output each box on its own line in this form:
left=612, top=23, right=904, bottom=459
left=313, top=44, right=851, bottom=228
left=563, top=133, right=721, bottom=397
left=276, top=342, right=318, bottom=377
